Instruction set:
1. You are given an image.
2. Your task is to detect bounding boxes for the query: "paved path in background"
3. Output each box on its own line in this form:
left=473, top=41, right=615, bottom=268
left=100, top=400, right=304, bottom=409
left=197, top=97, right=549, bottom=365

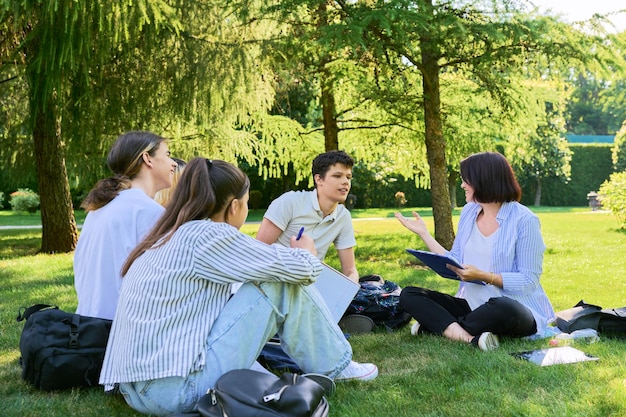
left=0, top=218, right=396, bottom=231
left=0, top=225, right=46, bottom=229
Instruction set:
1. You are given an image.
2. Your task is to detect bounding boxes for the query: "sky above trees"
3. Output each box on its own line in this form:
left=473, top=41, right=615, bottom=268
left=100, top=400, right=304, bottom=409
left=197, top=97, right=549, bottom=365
left=530, top=0, right=626, bottom=32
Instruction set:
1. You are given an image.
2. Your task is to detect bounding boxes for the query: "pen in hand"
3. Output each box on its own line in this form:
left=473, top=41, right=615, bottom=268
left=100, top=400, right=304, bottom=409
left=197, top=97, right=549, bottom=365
left=296, top=227, right=305, bottom=240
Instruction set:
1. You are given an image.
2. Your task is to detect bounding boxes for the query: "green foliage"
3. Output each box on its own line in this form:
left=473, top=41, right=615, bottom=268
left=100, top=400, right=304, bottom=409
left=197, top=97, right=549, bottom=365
left=566, top=75, right=626, bottom=135
left=525, top=144, right=612, bottom=206
left=350, top=163, right=432, bottom=209
left=248, top=190, right=263, bottom=210
left=9, top=188, right=39, bottom=213
left=0, top=0, right=311, bottom=200
left=2, top=0, right=626, bottom=225
left=565, top=30, right=626, bottom=137
left=598, top=172, right=626, bottom=228
left=612, top=122, right=626, bottom=172
left=507, top=85, right=572, bottom=206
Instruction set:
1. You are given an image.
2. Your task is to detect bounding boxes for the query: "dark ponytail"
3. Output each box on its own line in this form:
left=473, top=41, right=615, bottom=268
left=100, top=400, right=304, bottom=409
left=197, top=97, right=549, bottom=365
left=81, top=131, right=166, bottom=211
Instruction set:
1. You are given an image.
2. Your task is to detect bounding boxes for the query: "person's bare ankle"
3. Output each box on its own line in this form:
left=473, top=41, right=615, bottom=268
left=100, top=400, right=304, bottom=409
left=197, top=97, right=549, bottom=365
left=442, top=322, right=473, bottom=343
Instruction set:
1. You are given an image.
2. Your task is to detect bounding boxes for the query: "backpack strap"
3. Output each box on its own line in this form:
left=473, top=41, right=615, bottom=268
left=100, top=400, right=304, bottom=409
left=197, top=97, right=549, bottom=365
left=574, top=299, right=602, bottom=310
left=359, top=274, right=384, bottom=283
left=69, top=314, right=81, bottom=348
left=16, top=304, right=59, bottom=322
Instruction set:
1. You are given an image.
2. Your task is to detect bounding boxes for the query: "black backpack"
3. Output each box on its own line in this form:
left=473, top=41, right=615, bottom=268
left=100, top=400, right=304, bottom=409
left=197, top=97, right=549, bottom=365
left=343, top=275, right=412, bottom=332
left=16, top=304, right=112, bottom=391
left=555, top=300, right=626, bottom=335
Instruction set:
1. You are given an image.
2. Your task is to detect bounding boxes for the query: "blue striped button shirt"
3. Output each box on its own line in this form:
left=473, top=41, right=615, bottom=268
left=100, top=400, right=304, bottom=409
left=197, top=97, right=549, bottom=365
left=99, top=220, right=322, bottom=385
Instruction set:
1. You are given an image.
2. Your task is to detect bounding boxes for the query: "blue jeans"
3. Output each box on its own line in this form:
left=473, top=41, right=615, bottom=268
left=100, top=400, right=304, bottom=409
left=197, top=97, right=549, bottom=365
left=119, top=281, right=352, bottom=416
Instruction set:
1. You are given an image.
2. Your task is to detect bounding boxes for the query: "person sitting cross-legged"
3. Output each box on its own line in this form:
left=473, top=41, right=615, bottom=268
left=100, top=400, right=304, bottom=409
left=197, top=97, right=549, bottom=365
left=99, top=157, right=378, bottom=417
left=395, top=152, right=555, bottom=351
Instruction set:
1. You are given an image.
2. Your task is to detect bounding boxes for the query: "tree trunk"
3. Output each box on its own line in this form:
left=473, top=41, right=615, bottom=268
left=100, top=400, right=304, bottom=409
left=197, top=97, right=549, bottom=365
left=534, top=178, right=542, bottom=206
left=448, top=170, right=459, bottom=209
left=30, top=92, right=78, bottom=253
left=317, top=0, right=339, bottom=152
left=420, top=15, right=455, bottom=249
left=320, top=68, right=339, bottom=151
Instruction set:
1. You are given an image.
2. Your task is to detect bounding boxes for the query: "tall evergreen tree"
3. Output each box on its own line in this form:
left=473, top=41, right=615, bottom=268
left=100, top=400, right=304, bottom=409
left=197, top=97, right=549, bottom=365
left=1, top=1, right=182, bottom=252
left=306, top=0, right=619, bottom=248
left=0, top=0, right=290, bottom=251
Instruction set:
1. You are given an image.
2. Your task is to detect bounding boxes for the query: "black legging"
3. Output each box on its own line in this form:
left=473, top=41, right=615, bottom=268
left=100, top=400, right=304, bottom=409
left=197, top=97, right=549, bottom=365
left=399, top=286, right=537, bottom=337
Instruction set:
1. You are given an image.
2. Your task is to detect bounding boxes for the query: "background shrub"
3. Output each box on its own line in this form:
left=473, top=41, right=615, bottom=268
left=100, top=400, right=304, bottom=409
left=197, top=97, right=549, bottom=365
left=598, top=172, right=626, bottom=228
left=9, top=188, right=40, bottom=213
left=612, top=123, right=626, bottom=172
left=249, top=190, right=263, bottom=210
left=1, top=143, right=615, bottom=211
left=523, top=144, right=613, bottom=206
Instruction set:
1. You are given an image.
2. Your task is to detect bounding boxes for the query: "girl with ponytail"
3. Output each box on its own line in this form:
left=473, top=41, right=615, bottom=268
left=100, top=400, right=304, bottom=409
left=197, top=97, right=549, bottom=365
left=100, top=157, right=377, bottom=416
left=74, top=131, right=177, bottom=320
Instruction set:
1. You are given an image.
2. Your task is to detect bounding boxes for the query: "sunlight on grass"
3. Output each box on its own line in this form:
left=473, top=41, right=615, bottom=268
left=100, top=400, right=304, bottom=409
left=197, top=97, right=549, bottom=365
left=1, top=208, right=625, bottom=416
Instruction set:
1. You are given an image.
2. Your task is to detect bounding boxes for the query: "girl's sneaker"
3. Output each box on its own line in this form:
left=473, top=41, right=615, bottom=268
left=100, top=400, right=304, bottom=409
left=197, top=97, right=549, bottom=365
left=335, top=361, right=378, bottom=382
left=410, top=321, right=422, bottom=336
left=472, top=332, right=499, bottom=351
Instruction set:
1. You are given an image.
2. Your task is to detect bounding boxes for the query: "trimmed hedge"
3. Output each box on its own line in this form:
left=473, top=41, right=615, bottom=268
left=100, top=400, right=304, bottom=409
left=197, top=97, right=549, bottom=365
left=521, top=144, right=613, bottom=207
left=2, top=144, right=614, bottom=211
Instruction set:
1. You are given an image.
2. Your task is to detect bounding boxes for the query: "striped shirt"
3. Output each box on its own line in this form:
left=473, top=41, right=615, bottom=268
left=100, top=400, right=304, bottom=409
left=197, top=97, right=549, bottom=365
left=449, top=202, right=555, bottom=336
left=99, top=220, right=322, bottom=385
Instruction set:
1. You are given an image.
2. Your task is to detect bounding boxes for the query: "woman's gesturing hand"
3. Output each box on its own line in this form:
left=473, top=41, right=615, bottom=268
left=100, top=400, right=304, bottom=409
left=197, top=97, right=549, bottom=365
left=395, top=211, right=429, bottom=237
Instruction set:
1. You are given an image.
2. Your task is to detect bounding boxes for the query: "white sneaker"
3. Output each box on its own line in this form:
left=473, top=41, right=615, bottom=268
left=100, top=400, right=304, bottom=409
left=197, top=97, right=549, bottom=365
left=335, top=361, right=378, bottom=382
left=410, top=321, right=421, bottom=336
left=474, top=332, right=499, bottom=352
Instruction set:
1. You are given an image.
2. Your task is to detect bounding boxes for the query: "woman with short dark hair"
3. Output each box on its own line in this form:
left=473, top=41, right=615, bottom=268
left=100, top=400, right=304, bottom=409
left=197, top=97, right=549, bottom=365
left=395, top=151, right=555, bottom=351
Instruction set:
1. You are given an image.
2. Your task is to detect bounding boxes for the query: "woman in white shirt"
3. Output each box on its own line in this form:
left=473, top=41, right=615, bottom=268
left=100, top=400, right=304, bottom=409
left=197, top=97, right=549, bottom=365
left=74, top=131, right=177, bottom=320
left=100, top=158, right=377, bottom=416
left=395, top=152, right=555, bottom=351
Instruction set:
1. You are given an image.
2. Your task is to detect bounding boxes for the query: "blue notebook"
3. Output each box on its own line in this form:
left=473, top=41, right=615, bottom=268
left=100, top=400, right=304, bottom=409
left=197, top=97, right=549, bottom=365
left=406, top=249, right=485, bottom=285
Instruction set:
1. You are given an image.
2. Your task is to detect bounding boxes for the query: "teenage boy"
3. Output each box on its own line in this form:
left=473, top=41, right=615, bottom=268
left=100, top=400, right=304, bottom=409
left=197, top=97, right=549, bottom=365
left=256, top=150, right=359, bottom=282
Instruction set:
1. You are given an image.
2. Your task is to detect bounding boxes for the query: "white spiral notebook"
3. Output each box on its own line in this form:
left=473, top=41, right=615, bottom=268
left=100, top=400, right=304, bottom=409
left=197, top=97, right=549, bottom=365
left=313, top=263, right=360, bottom=323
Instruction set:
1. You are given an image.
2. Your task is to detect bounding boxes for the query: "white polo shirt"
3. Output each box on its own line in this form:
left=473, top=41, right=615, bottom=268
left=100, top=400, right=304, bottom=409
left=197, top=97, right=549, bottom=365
left=263, top=190, right=356, bottom=261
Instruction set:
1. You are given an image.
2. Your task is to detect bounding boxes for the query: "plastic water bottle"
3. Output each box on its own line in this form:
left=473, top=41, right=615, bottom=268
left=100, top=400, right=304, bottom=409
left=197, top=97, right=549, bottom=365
left=549, top=328, right=599, bottom=346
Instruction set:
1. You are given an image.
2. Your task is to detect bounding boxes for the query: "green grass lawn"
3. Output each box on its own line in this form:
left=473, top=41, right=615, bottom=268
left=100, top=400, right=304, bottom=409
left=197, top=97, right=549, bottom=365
left=1, top=207, right=625, bottom=416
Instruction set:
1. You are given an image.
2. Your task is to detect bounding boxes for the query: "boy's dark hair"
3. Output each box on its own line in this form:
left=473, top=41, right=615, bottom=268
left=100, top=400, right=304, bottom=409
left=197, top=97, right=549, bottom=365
left=311, top=150, right=354, bottom=180
left=459, top=151, right=521, bottom=203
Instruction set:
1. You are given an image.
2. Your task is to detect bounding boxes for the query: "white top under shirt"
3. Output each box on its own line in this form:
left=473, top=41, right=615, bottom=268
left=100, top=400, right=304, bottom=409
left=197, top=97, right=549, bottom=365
left=457, top=222, right=502, bottom=310
left=263, top=190, right=356, bottom=261
left=74, top=188, right=164, bottom=320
